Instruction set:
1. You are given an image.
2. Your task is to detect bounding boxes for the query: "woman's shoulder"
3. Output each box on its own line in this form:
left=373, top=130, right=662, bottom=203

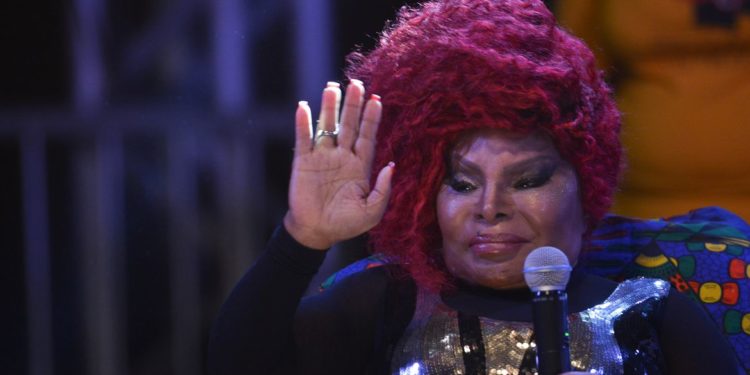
left=298, top=263, right=417, bottom=351
left=566, top=270, right=618, bottom=313
left=312, top=262, right=417, bottom=308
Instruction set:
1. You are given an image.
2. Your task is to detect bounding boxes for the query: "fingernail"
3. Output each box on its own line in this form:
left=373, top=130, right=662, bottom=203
left=370, top=94, right=381, bottom=102
left=327, top=81, right=340, bottom=88
left=350, top=79, right=363, bottom=86
left=388, top=161, right=395, bottom=168
left=298, top=100, right=308, bottom=108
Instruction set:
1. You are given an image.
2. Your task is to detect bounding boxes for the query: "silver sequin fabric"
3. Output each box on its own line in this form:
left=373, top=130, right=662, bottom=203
left=391, top=278, right=670, bottom=375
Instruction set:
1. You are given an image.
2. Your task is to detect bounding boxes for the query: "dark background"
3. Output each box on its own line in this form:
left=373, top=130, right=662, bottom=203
left=0, top=1, right=422, bottom=374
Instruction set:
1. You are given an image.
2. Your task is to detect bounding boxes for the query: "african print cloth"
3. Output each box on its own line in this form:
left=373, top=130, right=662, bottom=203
left=580, top=206, right=749, bottom=373
left=321, top=206, right=750, bottom=373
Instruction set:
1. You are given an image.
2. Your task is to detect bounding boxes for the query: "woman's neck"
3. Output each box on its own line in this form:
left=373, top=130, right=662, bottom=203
left=440, top=267, right=616, bottom=321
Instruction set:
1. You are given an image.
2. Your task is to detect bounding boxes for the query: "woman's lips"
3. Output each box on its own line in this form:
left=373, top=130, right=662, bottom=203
left=469, top=234, right=530, bottom=258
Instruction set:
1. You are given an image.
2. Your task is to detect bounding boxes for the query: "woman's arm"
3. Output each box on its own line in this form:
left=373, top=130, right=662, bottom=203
left=207, top=225, right=399, bottom=374
left=208, top=80, right=395, bottom=374
left=657, top=290, right=742, bottom=374
left=206, top=225, right=326, bottom=374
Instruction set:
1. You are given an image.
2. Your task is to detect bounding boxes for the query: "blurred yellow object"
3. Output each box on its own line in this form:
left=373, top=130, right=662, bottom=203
left=557, top=0, right=750, bottom=221
left=699, top=282, right=722, bottom=303
left=705, top=243, right=728, bottom=252
left=635, top=253, right=670, bottom=267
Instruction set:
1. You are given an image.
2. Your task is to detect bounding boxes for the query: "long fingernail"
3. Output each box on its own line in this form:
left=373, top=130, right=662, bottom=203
left=327, top=81, right=340, bottom=88
left=370, top=94, right=381, bottom=102
left=350, top=79, right=363, bottom=86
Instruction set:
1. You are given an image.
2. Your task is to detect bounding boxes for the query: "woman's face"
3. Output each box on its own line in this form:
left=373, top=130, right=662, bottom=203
left=436, top=129, right=586, bottom=290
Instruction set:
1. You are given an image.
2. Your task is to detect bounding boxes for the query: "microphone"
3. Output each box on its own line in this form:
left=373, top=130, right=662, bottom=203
left=523, top=246, right=573, bottom=375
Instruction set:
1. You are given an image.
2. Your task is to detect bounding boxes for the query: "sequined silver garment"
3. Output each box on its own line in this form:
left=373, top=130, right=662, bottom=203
left=391, top=278, right=670, bottom=375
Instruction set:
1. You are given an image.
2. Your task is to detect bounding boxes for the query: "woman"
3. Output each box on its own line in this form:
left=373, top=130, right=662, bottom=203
left=208, top=0, right=740, bottom=373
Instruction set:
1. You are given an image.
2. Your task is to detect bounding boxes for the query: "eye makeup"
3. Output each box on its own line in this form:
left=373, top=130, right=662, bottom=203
left=511, top=161, right=558, bottom=190
left=445, top=155, right=561, bottom=193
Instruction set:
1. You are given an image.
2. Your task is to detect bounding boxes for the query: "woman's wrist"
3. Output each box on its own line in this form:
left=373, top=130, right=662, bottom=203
left=282, top=211, right=334, bottom=251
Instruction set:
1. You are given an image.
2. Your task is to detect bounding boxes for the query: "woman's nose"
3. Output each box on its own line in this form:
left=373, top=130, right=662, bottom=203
left=476, top=186, right=513, bottom=222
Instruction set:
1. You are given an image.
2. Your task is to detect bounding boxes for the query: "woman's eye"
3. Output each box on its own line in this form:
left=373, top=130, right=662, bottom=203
left=514, top=175, right=550, bottom=190
left=449, top=179, right=477, bottom=193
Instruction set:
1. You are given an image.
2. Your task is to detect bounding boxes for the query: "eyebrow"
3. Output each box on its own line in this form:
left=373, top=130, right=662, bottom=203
left=450, top=154, right=560, bottom=177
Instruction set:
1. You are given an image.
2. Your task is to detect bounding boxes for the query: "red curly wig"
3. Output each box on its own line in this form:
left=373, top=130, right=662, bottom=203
left=345, top=0, right=621, bottom=291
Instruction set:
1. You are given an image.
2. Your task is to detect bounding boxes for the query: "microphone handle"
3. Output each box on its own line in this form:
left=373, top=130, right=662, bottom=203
left=532, top=290, right=571, bottom=375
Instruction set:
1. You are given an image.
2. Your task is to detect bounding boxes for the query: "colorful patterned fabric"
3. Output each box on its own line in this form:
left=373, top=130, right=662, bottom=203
left=320, top=206, right=750, bottom=372
left=319, top=253, right=388, bottom=291
left=581, top=206, right=750, bottom=373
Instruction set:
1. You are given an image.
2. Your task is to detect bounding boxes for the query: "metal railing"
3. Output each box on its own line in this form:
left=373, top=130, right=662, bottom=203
left=6, top=0, right=335, bottom=373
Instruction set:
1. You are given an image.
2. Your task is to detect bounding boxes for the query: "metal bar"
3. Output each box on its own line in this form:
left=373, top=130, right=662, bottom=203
left=71, top=0, right=106, bottom=113
left=294, top=0, right=334, bottom=103
left=215, top=132, right=256, bottom=293
left=79, top=130, right=125, bottom=375
left=212, top=0, right=250, bottom=115
left=21, top=127, right=54, bottom=375
left=167, top=130, right=201, bottom=375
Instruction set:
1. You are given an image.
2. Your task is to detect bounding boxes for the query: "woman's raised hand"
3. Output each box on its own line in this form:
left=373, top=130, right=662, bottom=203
left=283, top=81, right=394, bottom=250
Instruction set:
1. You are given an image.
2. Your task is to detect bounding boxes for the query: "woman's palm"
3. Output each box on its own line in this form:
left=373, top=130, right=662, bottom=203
left=284, top=82, right=393, bottom=250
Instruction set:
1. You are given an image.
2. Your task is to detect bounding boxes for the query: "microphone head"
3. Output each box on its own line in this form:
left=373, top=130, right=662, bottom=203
left=523, top=246, right=572, bottom=292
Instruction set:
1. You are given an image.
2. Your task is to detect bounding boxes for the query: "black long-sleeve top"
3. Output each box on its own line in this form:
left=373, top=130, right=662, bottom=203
left=207, top=225, right=742, bottom=374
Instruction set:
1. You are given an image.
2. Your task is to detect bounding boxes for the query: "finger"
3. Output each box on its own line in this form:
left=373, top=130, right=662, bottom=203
left=355, top=94, right=382, bottom=172
left=295, top=101, right=313, bottom=156
left=337, top=79, right=364, bottom=150
left=317, top=82, right=340, bottom=131
left=316, top=82, right=341, bottom=148
left=365, top=162, right=395, bottom=227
